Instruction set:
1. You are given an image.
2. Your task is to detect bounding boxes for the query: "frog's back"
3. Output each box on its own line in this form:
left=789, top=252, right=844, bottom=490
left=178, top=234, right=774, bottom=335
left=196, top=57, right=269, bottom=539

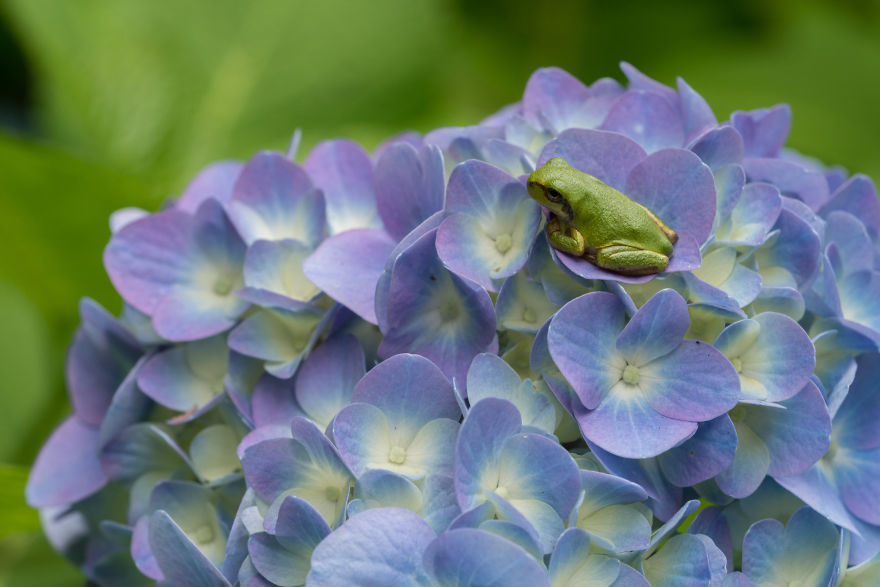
left=571, top=177, right=673, bottom=254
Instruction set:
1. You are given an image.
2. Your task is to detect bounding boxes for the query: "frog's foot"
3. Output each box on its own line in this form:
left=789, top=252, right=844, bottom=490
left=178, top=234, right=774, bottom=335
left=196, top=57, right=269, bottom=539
left=547, top=217, right=585, bottom=256
left=596, top=244, right=669, bottom=276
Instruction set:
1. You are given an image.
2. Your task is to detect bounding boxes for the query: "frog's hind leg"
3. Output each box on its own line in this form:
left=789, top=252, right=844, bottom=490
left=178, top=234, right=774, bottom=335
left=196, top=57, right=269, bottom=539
left=596, top=244, right=669, bottom=276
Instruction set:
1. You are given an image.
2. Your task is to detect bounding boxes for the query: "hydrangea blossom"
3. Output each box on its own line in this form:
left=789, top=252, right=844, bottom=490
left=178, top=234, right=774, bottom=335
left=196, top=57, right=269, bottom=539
left=28, top=63, right=880, bottom=585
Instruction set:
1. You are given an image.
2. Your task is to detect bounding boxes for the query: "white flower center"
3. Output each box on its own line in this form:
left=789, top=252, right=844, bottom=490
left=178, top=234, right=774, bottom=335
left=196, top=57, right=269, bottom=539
left=388, top=445, right=407, bottom=465
left=622, top=364, right=640, bottom=385
left=522, top=307, right=536, bottom=323
left=495, top=233, right=513, bottom=254
left=212, top=277, right=233, bottom=296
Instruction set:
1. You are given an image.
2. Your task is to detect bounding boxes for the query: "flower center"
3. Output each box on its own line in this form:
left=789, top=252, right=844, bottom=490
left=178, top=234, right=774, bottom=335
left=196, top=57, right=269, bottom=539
left=622, top=364, right=640, bottom=385
left=325, top=485, right=341, bottom=502
left=494, top=233, right=513, bottom=254
left=212, top=277, right=233, bottom=296
left=388, top=445, right=407, bottom=465
left=730, top=357, right=743, bottom=373
left=193, top=524, right=214, bottom=544
left=495, top=485, right=509, bottom=499
left=522, top=307, right=536, bottom=323
left=439, top=301, right=460, bottom=322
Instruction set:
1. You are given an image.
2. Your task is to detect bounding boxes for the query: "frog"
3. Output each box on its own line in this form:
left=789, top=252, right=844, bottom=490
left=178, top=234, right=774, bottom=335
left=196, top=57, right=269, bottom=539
left=526, top=157, right=678, bottom=276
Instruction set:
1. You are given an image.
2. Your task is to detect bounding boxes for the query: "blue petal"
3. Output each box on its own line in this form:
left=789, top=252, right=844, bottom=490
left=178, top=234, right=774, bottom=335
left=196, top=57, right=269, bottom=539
left=580, top=383, right=698, bottom=459
left=423, top=528, right=550, bottom=587
left=378, top=229, right=496, bottom=387
left=689, top=125, right=743, bottom=171
left=538, top=128, right=646, bottom=192
left=148, top=510, right=231, bottom=587
left=303, top=228, right=396, bottom=324
left=744, top=158, right=828, bottom=211
left=624, top=148, right=716, bottom=245
left=731, top=104, right=791, bottom=158
left=548, top=291, right=627, bottom=410
left=616, top=289, right=688, bottom=366
left=643, top=533, right=726, bottom=587
left=522, top=67, right=592, bottom=132
left=304, top=139, right=383, bottom=234
left=658, top=415, right=737, bottom=487
left=176, top=161, right=243, bottom=213
left=26, top=416, right=107, bottom=507
left=307, top=508, right=434, bottom=586
left=228, top=151, right=324, bottom=246
left=294, top=333, right=364, bottom=430
left=375, top=143, right=445, bottom=241
left=601, top=90, right=684, bottom=153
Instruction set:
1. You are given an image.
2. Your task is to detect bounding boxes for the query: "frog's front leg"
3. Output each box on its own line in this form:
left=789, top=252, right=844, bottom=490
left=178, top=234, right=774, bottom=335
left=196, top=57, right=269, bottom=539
left=596, top=244, right=669, bottom=276
left=547, top=216, right=585, bottom=255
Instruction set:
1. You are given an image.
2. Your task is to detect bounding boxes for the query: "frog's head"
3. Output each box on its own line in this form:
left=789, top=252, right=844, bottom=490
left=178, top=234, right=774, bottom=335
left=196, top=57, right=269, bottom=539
left=526, top=157, right=580, bottom=222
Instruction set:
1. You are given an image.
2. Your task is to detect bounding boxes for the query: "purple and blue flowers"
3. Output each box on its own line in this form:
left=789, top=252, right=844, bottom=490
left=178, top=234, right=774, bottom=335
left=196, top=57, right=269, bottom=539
left=28, top=64, right=880, bottom=585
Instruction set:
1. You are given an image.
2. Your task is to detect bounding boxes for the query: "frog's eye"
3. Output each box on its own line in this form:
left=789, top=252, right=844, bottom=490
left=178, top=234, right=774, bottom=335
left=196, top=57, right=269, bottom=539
left=545, top=187, right=564, bottom=203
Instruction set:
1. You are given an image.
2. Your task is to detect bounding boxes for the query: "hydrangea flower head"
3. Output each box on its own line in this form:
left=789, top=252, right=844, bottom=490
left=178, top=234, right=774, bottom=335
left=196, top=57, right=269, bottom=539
left=29, top=63, right=880, bottom=585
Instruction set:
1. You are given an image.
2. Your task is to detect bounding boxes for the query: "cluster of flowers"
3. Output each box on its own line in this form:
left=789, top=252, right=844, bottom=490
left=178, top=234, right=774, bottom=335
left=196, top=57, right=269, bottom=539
left=27, top=64, right=880, bottom=586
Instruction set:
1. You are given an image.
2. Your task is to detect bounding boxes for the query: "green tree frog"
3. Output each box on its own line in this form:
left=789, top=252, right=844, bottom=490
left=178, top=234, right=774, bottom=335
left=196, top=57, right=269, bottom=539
left=527, top=157, right=678, bottom=276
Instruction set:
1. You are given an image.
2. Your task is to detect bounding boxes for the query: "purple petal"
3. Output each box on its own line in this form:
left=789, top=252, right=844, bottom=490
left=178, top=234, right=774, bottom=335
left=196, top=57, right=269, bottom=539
left=307, top=508, right=434, bottom=586
left=731, top=104, right=791, bottom=158
left=354, top=353, right=460, bottom=429
left=303, top=228, right=395, bottom=324
left=378, top=228, right=496, bottom=387
left=835, top=353, right=880, bottom=450
left=754, top=381, right=831, bottom=477
left=67, top=299, right=142, bottom=427
left=687, top=507, right=733, bottom=573
left=624, top=148, right=716, bottom=245
left=578, top=384, right=698, bottom=458
left=304, top=139, right=383, bottom=234
left=602, top=90, right=684, bottom=153
left=332, top=403, right=392, bottom=477
left=836, top=446, right=880, bottom=525
left=243, top=239, right=320, bottom=303
left=523, top=67, right=592, bottom=132
left=774, top=466, right=858, bottom=532
left=689, top=126, right=744, bottom=170
left=251, top=374, right=305, bottom=429
left=548, top=291, right=627, bottom=409
left=26, top=416, right=107, bottom=507
left=455, top=398, right=523, bottom=511
left=616, top=289, right=688, bottom=366
left=375, top=143, right=445, bottom=240
left=620, top=62, right=678, bottom=102
left=716, top=419, right=771, bottom=499
left=716, top=182, right=782, bottom=247
left=294, top=334, right=364, bottom=429
left=149, top=510, right=230, bottom=587
left=229, top=151, right=324, bottom=246
left=743, top=158, right=829, bottom=211
left=641, top=340, right=740, bottom=420
left=588, top=442, right=683, bottom=521
left=423, top=528, right=550, bottom=587
left=538, top=128, right=646, bottom=192
left=176, top=161, right=243, bottom=213
left=820, top=175, right=880, bottom=239
left=658, top=415, right=737, bottom=487
left=104, top=208, right=193, bottom=315
left=677, top=77, right=717, bottom=143
left=137, top=336, right=228, bottom=412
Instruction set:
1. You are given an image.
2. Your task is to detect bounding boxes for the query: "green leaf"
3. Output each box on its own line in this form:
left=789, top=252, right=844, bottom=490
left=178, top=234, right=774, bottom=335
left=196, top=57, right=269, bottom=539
left=0, top=282, right=51, bottom=461
left=0, top=133, right=153, bottom=464
left=0, top=464, right=39, bottom=535
left=4, top=0, right=449, bottom=192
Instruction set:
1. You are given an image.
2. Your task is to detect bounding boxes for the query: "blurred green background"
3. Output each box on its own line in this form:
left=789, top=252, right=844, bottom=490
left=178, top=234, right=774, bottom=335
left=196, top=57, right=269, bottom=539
left=1, top=0, right=878, bottom=583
